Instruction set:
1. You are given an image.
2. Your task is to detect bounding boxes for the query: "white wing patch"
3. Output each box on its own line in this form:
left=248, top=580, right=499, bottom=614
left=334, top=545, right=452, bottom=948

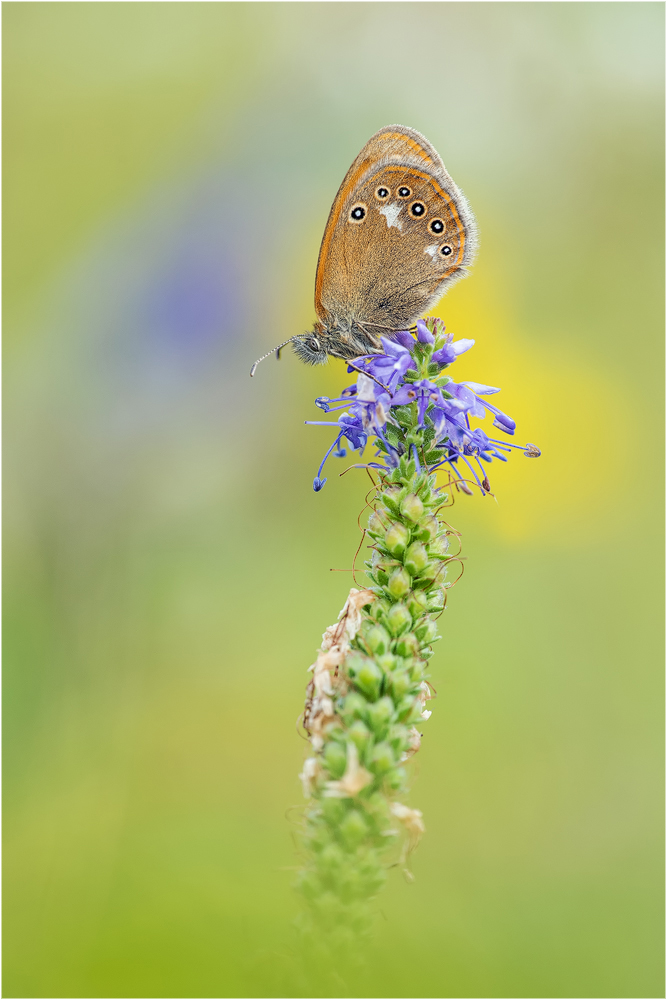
left=424, top=244, right=440, bottom=262
left=379, top=202, right=403, bottom=231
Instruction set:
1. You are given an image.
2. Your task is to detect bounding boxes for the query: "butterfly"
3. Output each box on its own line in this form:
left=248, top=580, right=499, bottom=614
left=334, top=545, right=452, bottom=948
left=251, top=124, right=476, bottom=376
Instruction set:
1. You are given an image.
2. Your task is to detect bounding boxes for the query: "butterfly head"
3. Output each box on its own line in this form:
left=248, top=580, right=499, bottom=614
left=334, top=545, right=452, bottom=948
left=291, top=324, right=330, bottom=366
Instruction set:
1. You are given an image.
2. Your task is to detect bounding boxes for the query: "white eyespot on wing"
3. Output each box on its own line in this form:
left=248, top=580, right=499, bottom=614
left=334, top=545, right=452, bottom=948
left=379, top=202, right=403, bottom=230
left=424, top=244, right=440, bottom=261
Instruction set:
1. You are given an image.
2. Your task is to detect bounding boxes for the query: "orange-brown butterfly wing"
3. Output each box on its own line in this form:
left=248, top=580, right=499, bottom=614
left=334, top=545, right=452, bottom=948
left=314, top=125, right=477, bottom=333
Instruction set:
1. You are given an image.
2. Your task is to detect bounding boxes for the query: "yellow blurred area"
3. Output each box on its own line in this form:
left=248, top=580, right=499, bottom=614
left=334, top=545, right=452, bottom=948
left=433, top=254, right=624, bottom=543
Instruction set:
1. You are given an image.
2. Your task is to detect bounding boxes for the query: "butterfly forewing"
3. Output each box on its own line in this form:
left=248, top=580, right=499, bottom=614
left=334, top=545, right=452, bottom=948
left=315, top=126, right=476, bottom=334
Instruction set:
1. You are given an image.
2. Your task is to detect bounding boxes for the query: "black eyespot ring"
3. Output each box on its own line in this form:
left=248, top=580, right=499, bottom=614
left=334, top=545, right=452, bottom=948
left=349, top=202, right=367, bottom=223
left=374, top=186, right=390, bottom=201
left=409, top=201, right=426, bottom=218
left=429, top=218, right=445, bottom=235
left=397, top=186, right=412, bottom=199
left=440, top=244, right=453, bottom=256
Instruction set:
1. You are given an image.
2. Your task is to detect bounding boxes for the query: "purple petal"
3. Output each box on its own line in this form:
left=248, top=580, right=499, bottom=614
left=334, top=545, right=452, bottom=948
left=432, top=345, right=456, bottom=365
left=452, top=338, right=475, bottom=356
left=461, top=381, right=501, bottom=395
left=380, top=336, right=411, bottom=358
left=416, top=320, right=435, bottom=344
left=391, top=330, right=416, bottom=351
left=417, top=395, right=430, bottom=426
left=391, top=385, right=418, bottom=406
left=356, top=373, right=377, bottom=402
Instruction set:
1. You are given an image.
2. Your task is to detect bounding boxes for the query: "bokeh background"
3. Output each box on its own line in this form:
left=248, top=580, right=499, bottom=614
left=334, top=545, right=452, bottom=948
left=3, top=3, right=664, bottom=997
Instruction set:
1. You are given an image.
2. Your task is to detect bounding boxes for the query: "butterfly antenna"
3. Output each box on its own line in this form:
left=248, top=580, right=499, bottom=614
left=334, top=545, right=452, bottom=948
left=249, top=338, right=295, bottom=377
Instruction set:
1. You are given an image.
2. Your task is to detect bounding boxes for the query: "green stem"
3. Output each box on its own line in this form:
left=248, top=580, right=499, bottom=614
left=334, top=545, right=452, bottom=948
left=296, top=424, right=458, bottom=945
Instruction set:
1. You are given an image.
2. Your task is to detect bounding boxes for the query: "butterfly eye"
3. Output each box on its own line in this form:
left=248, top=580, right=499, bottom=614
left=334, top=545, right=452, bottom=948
left=349, top=202, right=367, bottom=223
left=429, top=218, right=445, bottom=235
left=397, top=186, right=412, bottom=199
left=439, top=244, right=453, bottom=257
left=374, top=186, right=390, bottom=201
left=409, top=201, right=426, bottom=218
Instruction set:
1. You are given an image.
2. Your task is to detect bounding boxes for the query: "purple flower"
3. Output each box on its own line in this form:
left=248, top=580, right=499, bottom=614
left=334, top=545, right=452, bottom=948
left=306, top=323, right=532, bottom=491
left=390, top=330, right=417, bottom=351
left=392, top=379, right=448, bottom=427
left=433, top=336, right=475, bottom=366
left=352, top=345, right=413, bottom=393
left=416, top=320, right=435, bottom=345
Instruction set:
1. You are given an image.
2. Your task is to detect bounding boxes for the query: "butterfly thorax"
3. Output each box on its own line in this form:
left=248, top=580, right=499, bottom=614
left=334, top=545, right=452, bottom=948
left=292, top=317, right=382, bottom=366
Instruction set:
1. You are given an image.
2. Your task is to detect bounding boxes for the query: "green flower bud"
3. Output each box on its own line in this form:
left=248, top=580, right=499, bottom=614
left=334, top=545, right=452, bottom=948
left=384, top=521, right=410, bottom=556
left=339, top=865, right=371, bottom=900
left=376, top=652, right=397, bottom=672
left=414, top=473, right=429, bottom=496
left=396, top=693, right=422, bottom=723
left=390, top=670, right=412, bottom=700
left=346, top=650, right=370, bottom=676
left=364, top=623, right=390, bottom=656
left=385, top=602, right=412, bottom=636
left=367, top=510, right=385, bottom=536
left=407, top=590, right=429, bottom=619
left=385, top=766, right=408, bottom=792
left=364, top=791, right=391, bottom=824
left=404, top=541, right=429, bottom=576
left=348, top=719, right=372, bottom=754
left=320, top=843, right=345, bottom=872
left=382, top=487, right=402, bottom=517
left=429, top=533, right=450, bottom=557
left=413, top=560, right=447, bottom=589
left=370, top=597, right=391, bottom=622
left=408, top=659, right=423, bottom=683
left=366, top=696, right=395, bottom=738
left=387, top=566, right=410, bottom=599
left=417, top=514, right=439, bottom=542
left=321, top=796, right=347, bottom=826
left=370, top=742, right=395, bottom=774
left=426, top=587, right=446, bottom=612
left=354, top=658, right=383, bottom=701
left=370, top=549, right=390, bottom=585
left=340, top=810, right=368, bottom=848
left=388, top=723, right=410, bottom=755
left=395, top=632, right=419, bottom=657
left=341, top=691, right=369, bottom=722
left=416, top=619, right=438, bottom=644
left=323, top=741, right=347, bottom=779
left=401, top=492, right=424, bottom=522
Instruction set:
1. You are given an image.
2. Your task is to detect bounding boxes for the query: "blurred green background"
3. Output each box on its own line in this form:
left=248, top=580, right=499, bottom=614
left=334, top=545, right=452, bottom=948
left=3, top=3, right=664, bottom=997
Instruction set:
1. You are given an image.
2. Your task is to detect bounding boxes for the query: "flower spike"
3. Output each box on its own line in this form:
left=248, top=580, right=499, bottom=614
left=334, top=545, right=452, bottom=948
left=294, top=316, right=540, bottom=948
